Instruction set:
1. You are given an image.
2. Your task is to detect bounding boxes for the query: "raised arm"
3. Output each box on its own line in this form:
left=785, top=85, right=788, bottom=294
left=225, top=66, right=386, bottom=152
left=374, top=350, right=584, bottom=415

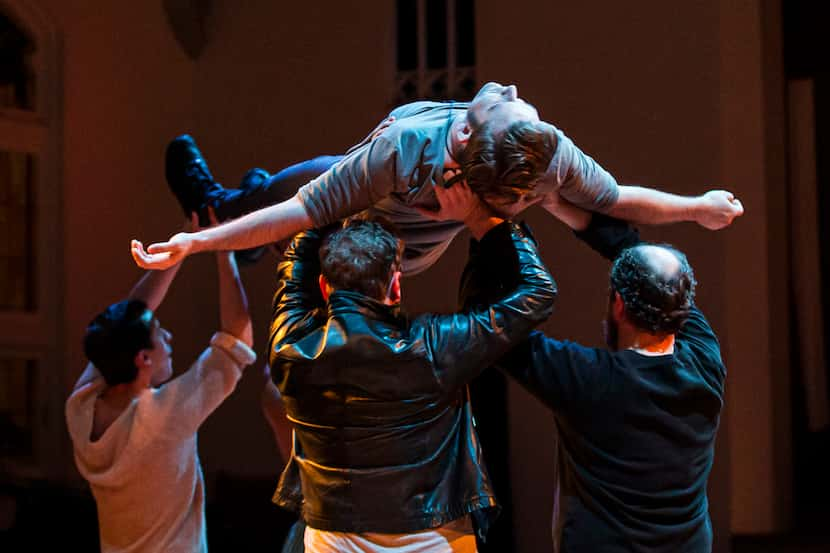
left=417, top=183, right=557, bottom=390
left=126, top=245, right=183, bottom=310
left=542, top=195, right=642, bottom=260
left=132, top=196, right=313, bottom=270
left=216, top=249, right=252, bottom=346
left=152, top=211, right=256, bottom=440
left=539, top=190, right=593, bottom=233
left=133, top=134, right=403, bottom=271
left=74, top=233, right=185, bottom=391
left=267, top=226, right=329, bottom=359
left=574, top=207, right=725, bottom=381
left=550, top=202, right=723, bottom=357
left=260, top=363, right=293, bottom=462
left=538, top=124, right=743, bottom=229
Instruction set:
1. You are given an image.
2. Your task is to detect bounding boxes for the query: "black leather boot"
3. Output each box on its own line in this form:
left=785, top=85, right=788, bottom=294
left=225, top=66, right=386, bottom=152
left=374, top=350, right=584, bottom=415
left=165, top=134, right=224, bottom=224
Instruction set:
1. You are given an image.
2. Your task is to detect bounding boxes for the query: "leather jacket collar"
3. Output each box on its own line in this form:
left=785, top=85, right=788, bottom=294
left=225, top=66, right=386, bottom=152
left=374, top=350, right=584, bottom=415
left=326, top=290, right=402, bottom=321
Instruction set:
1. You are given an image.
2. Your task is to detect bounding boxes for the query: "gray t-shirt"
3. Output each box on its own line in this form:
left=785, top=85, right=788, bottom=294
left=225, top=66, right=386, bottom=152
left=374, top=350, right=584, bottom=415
left=538, top=127, right=620, bottom=209
left=298, top=101, right=618, bottom=275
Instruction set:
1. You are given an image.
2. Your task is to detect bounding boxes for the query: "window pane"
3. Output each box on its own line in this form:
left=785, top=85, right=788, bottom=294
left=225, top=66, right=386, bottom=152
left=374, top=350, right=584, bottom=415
left=0, top=151, right=36, bottom=311
left=397, top=0, right=418, bottom=71
left=454, top=67, right=477, bottom=101
left=0, top=357, right=36, bottom=458
left=427, top=72, right=448, bottom=98
left=0, top=12, right=36, bottom=110
left=426, top=0, right=447, bottom=69
left=455, top=0, right=475, bottom=67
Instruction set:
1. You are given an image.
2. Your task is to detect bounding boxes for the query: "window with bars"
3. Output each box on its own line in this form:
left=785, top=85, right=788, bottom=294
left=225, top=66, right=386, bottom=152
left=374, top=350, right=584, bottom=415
left=395, top=0, right=476, bottom=103
left=0, top=151, right=36, bottom=312
left=0, top=4, right=61, bottom=473
left=0, top=13, right=37, bottom=314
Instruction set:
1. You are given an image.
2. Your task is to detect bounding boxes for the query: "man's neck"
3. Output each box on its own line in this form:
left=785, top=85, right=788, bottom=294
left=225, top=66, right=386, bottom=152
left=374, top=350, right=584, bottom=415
left=101, top=381, right=144, bottom=403
left=618, top=329, right=676, bottom=356
left=444, top=114, right=466, bottom=169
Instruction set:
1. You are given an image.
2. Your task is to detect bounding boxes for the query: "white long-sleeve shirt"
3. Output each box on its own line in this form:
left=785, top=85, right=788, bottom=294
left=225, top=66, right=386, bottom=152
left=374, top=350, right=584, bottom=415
left=66, top=332, right=255, bottom=553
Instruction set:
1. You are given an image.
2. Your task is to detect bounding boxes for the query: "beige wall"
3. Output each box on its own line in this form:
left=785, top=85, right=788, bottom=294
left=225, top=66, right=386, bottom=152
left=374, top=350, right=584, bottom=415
left=14, top=0, right=791, bottom=549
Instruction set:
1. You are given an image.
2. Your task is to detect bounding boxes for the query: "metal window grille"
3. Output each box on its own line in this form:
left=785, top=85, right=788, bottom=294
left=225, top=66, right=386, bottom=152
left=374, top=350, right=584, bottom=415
left=395, top=0, right=476, bottom=103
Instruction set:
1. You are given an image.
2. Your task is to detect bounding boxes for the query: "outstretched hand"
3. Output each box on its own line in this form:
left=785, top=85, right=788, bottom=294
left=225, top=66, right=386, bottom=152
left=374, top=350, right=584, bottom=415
left=131, top=221, right=197, bottom=270
left=696, top=190, right=744, bottom=230
left=131, top=208, right=218, bottom=269
left=131, top=234, right=193, bottom=270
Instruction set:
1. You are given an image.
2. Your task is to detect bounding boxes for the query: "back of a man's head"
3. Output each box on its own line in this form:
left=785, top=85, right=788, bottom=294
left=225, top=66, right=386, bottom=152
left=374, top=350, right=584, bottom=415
left=462, top=120, right=555, bottom=204
left=83, top=299, right=154, bottom=386
left=610, top=244, right=697, bottom=335
left=319, top=218, right=403, bottom=301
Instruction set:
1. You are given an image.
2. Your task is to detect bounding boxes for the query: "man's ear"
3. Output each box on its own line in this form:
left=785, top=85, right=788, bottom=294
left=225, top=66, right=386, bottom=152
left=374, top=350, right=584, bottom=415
left=613, top=292, right=626, bottom=322
left=387, top=271, right=402, bottom=304
left=455, top=121, right=472, bottom=150
left=134, top=349, right=152, bottom=371
left=319, top=274, right=331, bottom=302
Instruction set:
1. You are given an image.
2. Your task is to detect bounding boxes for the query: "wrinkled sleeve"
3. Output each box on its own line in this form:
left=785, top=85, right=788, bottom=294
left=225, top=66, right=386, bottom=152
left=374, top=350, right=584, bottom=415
left=499, top=332, right=612, bottom=411
left=678, top=305, right=726, bottom=390
left=154, top=331, right=256, bottom=440
left=548, top=128, right=619, bottom=211
left=296, top=136, right=399, bottom=228
left=421, top=221, right=557, bottom=391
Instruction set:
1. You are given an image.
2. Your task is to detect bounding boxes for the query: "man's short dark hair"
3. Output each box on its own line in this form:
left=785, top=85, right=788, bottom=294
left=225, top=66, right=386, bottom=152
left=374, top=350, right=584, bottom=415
left=319, top=218, right=403, bottom=301
left=461, top=120, right=555, bottom=203
left=83, top=300, right=154, bottom=386
left=610, top=245, right=697, bottom=335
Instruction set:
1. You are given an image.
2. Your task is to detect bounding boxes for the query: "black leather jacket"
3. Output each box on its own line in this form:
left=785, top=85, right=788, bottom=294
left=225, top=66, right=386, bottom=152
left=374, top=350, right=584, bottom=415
left=268, top=221, right=556, bottom=537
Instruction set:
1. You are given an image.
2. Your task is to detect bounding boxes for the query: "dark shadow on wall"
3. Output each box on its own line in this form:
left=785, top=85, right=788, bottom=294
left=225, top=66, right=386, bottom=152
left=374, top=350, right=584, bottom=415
left=0, top=479, right=99, bottom=551
left=778, top=0, right=830, bottom=546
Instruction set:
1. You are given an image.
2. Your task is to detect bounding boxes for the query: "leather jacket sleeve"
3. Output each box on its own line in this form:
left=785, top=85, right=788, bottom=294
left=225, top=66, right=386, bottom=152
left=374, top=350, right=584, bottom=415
left=493, top=216, right=641, bottom=409
left=418, top=221, right=557, bottom=391
left=268, top=229, right=327, bottom=361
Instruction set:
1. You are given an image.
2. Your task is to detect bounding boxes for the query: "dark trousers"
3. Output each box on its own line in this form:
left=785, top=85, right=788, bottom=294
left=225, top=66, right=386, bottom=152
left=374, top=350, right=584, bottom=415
left=211, top=155, right=341, bottom=262
left=213, top=155, right=343, bottom=222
